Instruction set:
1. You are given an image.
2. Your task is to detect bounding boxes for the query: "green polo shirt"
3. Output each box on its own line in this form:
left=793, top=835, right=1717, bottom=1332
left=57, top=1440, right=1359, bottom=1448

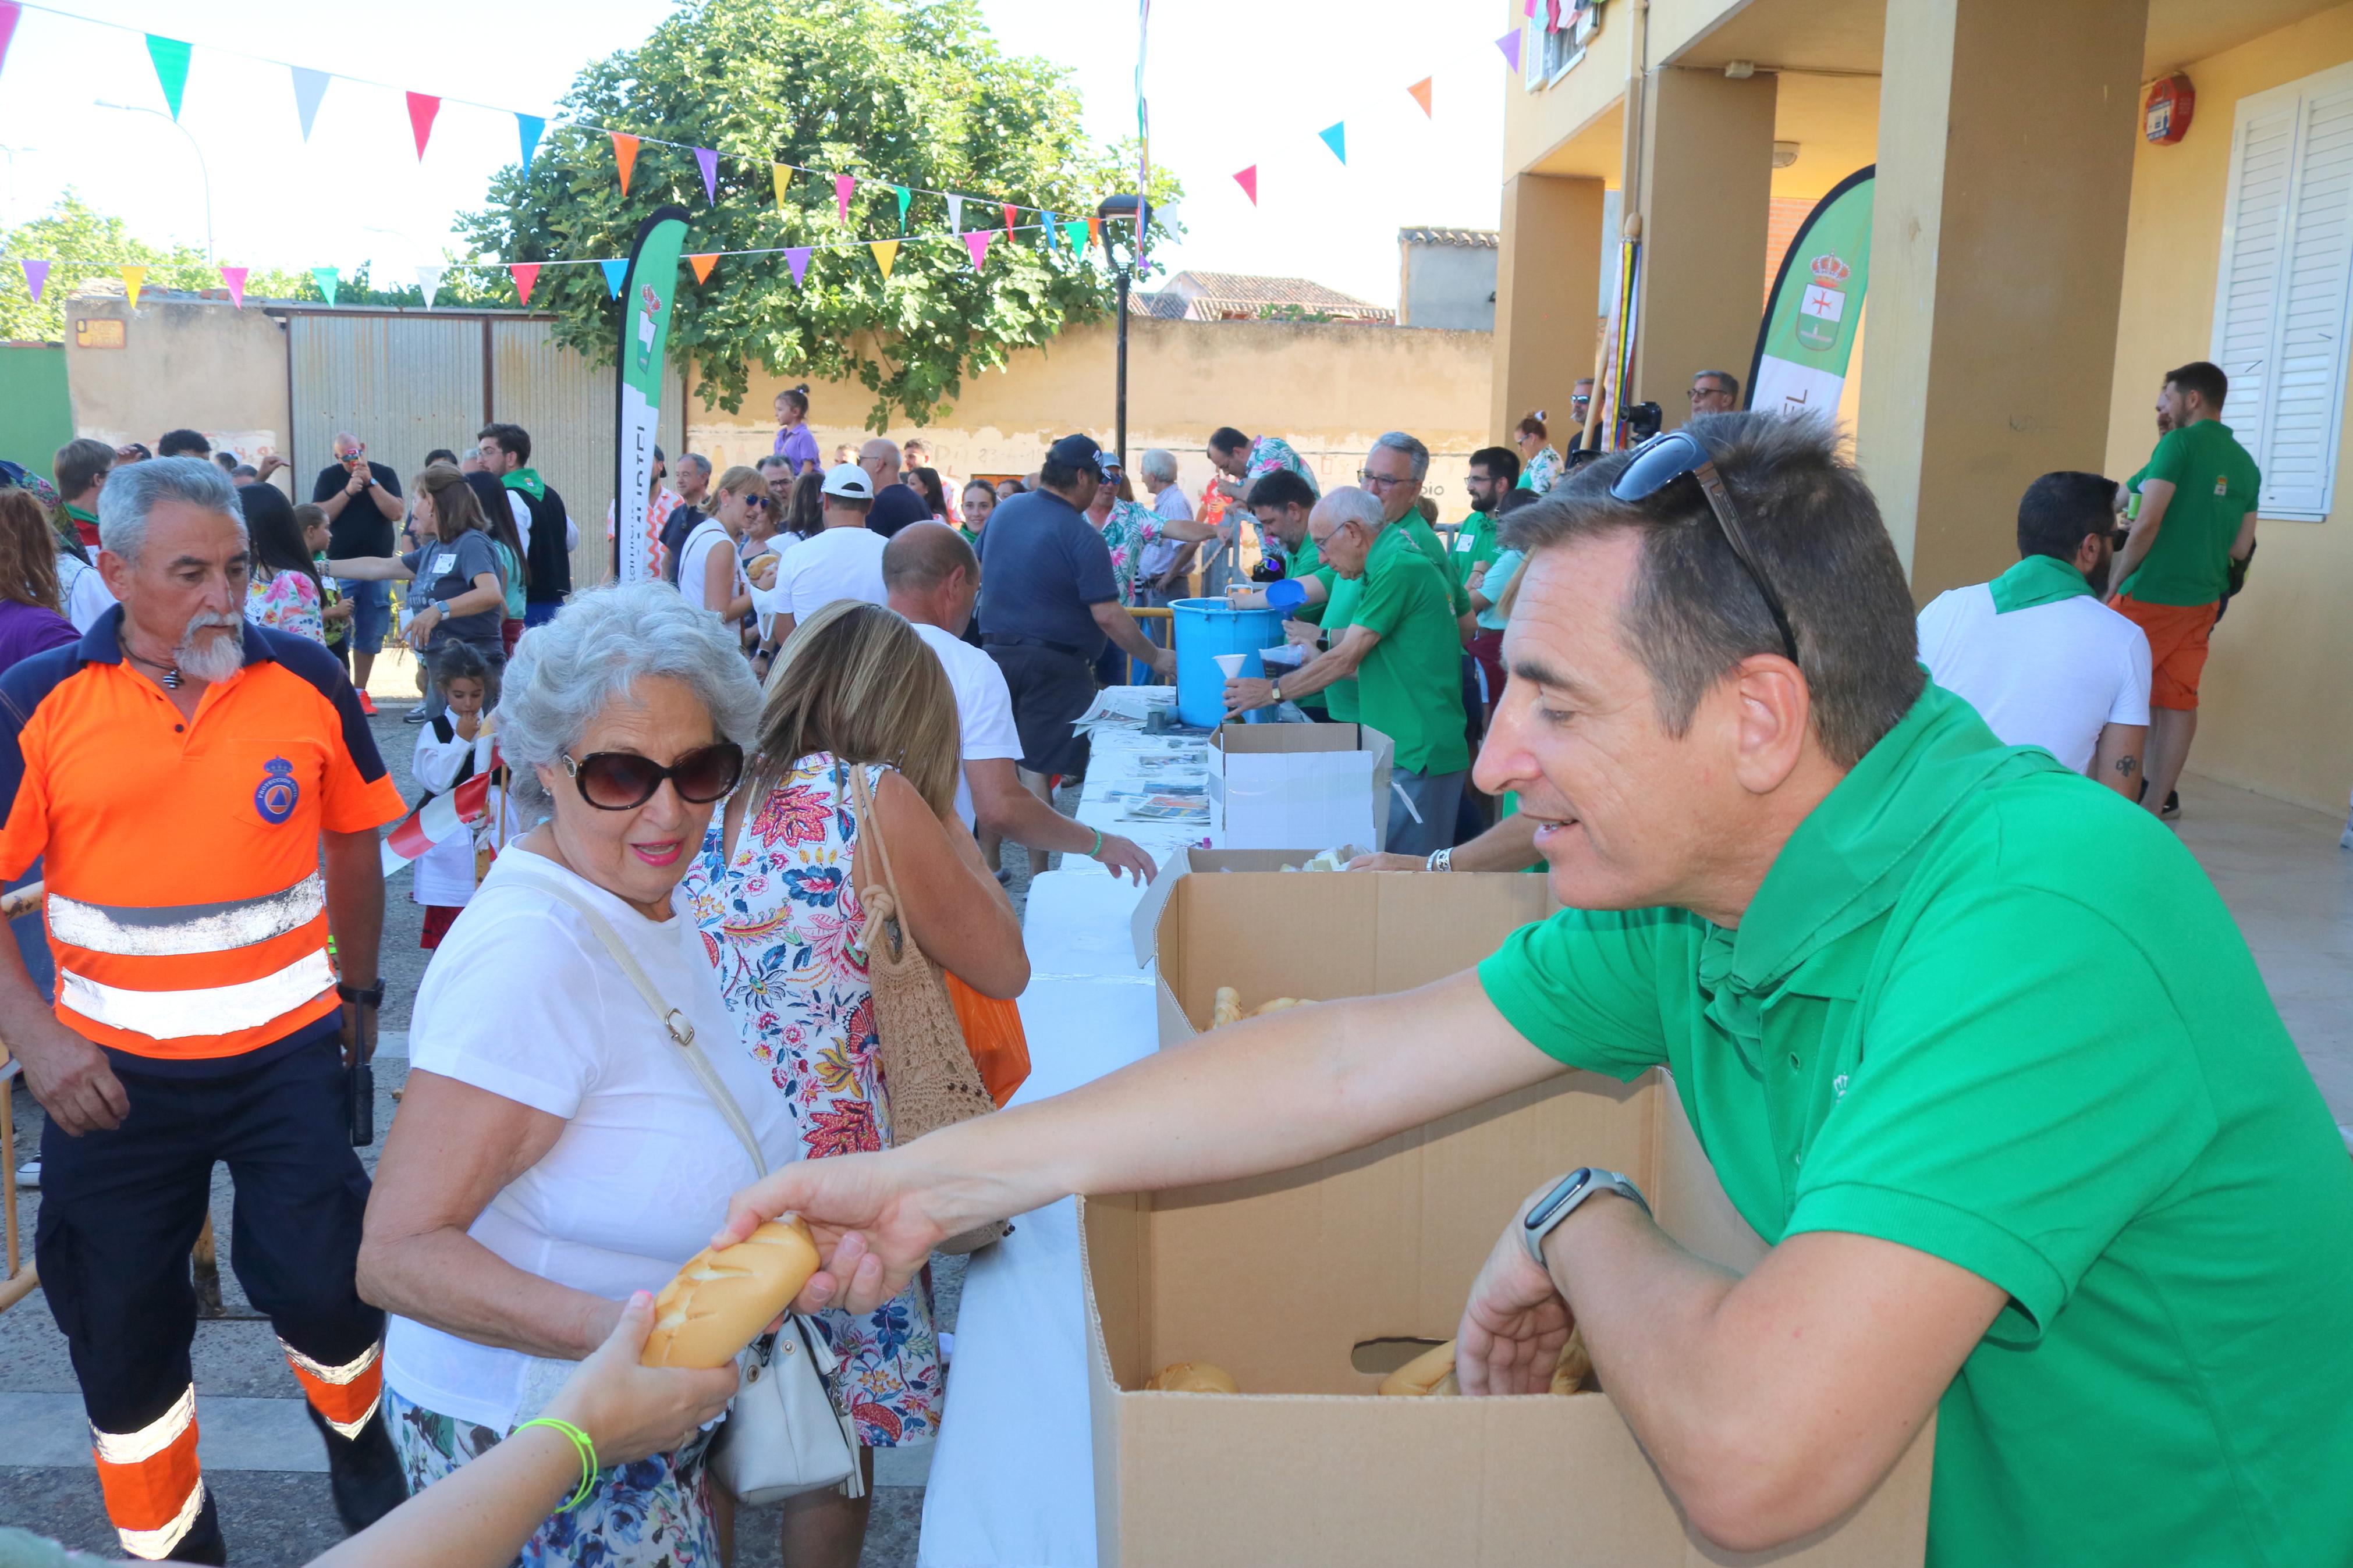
left=1449, top=509, right=1500, bottom=592
left=1402, top=514, right=1472, bottom=619
left=1276, top=531, right=1332, bottom=713
left=2118, top=420, right=2260, bottom=607
left=1321, top=572, right=1364, bottom=722
left=1477, top=681, right=2353, bottom=1566
left=1351, top=524, right=1469, bottom=775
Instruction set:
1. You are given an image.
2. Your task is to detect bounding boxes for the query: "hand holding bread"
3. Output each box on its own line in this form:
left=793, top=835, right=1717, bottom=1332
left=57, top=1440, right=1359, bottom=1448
left=545, top=1290, right=741, bottom=1464
left=642, top=1218, right=822, bottom=1369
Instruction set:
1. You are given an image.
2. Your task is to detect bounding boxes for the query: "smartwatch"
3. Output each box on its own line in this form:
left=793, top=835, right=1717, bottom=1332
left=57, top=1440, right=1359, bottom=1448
left=1520, top=1167, right=1650, bottom=1269
left=336, top=980, right=386, bottom=1009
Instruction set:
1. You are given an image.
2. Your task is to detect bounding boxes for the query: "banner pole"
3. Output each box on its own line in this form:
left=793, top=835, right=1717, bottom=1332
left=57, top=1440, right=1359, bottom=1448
left=613, top=204, right=693, bottom=586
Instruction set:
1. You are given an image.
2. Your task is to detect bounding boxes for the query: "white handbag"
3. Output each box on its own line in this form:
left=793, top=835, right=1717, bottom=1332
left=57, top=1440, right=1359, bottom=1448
left=531, top=871, right=864, bottom=1503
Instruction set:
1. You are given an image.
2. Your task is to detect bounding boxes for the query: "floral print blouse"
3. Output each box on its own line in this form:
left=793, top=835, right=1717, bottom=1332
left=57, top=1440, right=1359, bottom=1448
left=244, top=568, right=325, bottom=643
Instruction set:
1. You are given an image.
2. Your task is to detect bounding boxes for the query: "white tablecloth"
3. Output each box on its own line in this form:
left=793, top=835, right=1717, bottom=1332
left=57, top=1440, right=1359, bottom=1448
left=917, top=870, right=1160, bottom=1567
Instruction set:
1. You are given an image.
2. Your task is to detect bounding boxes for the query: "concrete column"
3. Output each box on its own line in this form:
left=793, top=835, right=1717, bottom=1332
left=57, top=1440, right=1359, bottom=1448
left=1633, top=67, right=1777, bottom=423
left=1856, top=0, right=2145, bottom=593
left=1490, top=172, right=1606, bottom=443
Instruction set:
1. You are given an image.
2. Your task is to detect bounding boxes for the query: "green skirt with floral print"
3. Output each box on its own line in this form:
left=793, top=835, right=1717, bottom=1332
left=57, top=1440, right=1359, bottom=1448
left=384, top=1386, right=719, bottom=1568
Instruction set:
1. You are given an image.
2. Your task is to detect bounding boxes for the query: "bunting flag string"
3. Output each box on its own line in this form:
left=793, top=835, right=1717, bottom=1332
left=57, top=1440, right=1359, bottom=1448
left=416, top=264, right=443, bottom=306
left=406, top=92, right=439, bottom=159
left=610, top=133, right=640, bottom=196
left=962, top=230, right=992, bottom=272
left=693, top=147, right=719, bottom=205
left=598, top=258, right=627, bottom=298
left=771, top=163, right=792, bottom=206
left=1233, top=165, right=1257, bottom=206
left=0, top=2, right=19, bottom=82
left=118, top=265, right=145, bottom=307
left=1407, top=77, right=1432, bottom=116
left=1495, top=29, right=1524, bottom=71
left=783, top=247, right=811, bottom=287
left=834, top=174, right=854, bottom=225
left=1317, top=122, right=1347, bottom=165
left=868, top=239, right=897, bottom=281
left=509, top=261, right=540, bottom=304
left=291, top=65, right=329, bottom=139
left=893, top=185, right=911, bottom=233
left=945, top=194, right=964, bottom=233
left=310, top=266, right=338, bottom=305
left=517, top=113, right=545, bottom=173
left=20, top=258, right=48, bottom=302
left=687, top=252, right=717, bottom=283
left=145, top=33, right=189, bottom=119
left=219, top=265, right=247, bottom=308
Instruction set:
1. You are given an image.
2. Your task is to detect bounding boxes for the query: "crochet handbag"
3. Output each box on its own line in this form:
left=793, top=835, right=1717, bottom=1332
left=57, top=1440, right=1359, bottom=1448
left=845, top=762, right=1009, bottom=1254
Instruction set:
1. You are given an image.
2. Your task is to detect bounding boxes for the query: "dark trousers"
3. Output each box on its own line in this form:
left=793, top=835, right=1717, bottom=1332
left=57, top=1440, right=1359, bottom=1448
left=38, top=1034, right=381, bottom=1540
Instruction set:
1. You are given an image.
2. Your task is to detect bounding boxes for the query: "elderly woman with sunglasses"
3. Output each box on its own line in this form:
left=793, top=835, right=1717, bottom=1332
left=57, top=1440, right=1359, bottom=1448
left=359, top=583, right=785, bottom=1568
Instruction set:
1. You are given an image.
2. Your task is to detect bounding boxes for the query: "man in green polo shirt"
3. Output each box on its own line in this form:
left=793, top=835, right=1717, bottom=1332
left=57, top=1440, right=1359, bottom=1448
left=1222, top=487, right=1469, bottom=855
left=1223, top=468, right=1335, bottom=718
left=1453, top=445, right=1520, bottom=595
left=2109, top=360, right=2259, bottom=822
left=723, top=415, right=2353, bottom=1567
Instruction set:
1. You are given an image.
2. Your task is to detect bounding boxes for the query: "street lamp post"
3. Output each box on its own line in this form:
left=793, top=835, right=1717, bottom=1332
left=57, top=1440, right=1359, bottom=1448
left=1095, top=193, right=1152, bottom=474
left=94, top=101, right=212, bottom=263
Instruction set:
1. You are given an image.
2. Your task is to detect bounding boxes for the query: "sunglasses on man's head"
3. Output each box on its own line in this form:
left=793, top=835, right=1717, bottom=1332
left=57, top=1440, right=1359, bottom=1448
left=560, top=742, right=744, bottom=810
left=1610, top=429, right=1798, bottom=662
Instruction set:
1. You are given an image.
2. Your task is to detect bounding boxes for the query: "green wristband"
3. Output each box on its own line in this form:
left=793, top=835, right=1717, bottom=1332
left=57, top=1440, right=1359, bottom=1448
left=1089, top=827, right=1103, bottom=859
left=515, top=1416, right=598, bottom=1512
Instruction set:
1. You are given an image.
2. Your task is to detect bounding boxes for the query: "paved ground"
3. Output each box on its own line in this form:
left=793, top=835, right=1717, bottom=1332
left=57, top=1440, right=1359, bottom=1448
left=12, top=681, right=2347, bottom=1563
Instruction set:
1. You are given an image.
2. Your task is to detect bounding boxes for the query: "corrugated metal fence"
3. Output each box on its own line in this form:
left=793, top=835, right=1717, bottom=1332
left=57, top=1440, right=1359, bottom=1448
left=287, top=310, right=683, bottom=590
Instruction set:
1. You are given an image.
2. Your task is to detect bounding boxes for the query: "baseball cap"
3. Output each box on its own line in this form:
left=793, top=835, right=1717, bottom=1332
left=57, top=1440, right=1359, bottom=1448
left=822, top=462, right=875, bottom=500
left=1045, top=433, right=1107, bottom=480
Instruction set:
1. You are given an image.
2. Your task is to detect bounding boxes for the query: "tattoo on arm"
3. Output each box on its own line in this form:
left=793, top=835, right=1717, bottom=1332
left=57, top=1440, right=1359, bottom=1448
left=2114, top=756, right=2139, bottom=777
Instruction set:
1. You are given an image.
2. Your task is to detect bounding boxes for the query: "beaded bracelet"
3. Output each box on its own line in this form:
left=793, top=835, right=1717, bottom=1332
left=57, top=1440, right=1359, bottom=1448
left=516, top=1416, right=598, bottom=1512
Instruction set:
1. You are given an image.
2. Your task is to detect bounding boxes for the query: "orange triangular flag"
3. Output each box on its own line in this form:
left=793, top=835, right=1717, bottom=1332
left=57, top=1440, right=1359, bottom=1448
left=1407, top=77, right=1433, bottom=116
left=771, top=163, right=792, bottom=206
left=869, top=239, right=899, bottom=281
left=688, top=253, right=717, bottom=283
left=611, top=132, right=641, bottom=195
left=1086, top=214, right=1101, bottom=250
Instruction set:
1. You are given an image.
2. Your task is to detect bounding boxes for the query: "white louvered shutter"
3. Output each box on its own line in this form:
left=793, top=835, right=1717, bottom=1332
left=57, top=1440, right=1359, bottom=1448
left=2212, top=67, right=2353, bottom=521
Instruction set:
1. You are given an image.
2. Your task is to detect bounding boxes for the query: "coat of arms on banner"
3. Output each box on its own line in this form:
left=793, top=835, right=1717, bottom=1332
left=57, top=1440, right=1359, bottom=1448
left=1796, top=253, right=1852, bottom=352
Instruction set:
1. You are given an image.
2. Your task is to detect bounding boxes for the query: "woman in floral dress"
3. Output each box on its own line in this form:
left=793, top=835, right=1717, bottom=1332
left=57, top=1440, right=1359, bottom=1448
left=239, top=482, right=328, bottom=642
left=1514, top=411, right=1566, bottom=496
left=682, top=599, right=1027, bottom=1568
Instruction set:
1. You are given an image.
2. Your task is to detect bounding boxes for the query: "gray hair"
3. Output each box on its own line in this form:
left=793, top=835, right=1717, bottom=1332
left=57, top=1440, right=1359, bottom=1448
left=675, top=452, right=712, bottom=479
left=498, top=582, right=764, bottom=817
left=1314, top=486, right=1385, bottom=534
left=1694, top=368, right=1742, bottom=400
left=755, top=453, right=792, bottom=475
left=1371, top=431, right=1429, bottom=482
left=1138, top=448, right=1179, bottom=485
left=98, top=456, right=241, bottom=563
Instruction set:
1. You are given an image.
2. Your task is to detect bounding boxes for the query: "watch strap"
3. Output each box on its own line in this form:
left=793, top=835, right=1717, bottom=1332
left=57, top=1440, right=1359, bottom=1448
left=1521, top=1167, right=1649, bottom=1269
left=337, top=980, right=386, bottom=1008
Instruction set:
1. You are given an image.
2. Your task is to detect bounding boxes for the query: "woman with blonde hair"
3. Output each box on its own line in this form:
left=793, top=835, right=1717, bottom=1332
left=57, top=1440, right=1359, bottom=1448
left=679, top=598, right=1026, bottom=1568
left=674, top=464, right=759, bottom=625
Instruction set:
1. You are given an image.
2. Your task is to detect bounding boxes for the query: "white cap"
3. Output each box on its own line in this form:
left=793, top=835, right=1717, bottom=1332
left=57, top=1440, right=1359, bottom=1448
left=822, top=463, right=874, bottom=500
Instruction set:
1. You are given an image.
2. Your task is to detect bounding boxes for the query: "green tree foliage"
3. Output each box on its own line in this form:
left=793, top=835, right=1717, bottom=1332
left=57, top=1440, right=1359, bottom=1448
left=458, top=0, right=1181, bottom=429
left=0, top=190, right=499, bottom=341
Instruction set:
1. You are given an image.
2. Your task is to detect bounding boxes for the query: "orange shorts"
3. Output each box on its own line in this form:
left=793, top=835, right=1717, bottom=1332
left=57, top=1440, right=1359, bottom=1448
left=2112, top=595, right=2219, bottom=710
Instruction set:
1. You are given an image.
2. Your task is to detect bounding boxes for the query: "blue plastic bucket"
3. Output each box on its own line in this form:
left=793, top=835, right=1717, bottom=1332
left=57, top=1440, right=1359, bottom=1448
left=1171, top=597, right=1284, bottom=728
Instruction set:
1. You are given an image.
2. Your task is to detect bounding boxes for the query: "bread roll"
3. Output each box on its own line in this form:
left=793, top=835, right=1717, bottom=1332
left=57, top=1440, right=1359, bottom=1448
left=1550, top=1328, right=1592, bottom=1395
left=641, top=1218, right=821, bottom=1369
left=1249, top=997, right=1306, bottom=1017
left=747, top=552, right=780, bottom=575
left=1378, top=1340, right=1460, bottom=1397
left=1145, top=1361, right=1241, bottom=1393
left=1211, top=987, right=1243, bottom=1029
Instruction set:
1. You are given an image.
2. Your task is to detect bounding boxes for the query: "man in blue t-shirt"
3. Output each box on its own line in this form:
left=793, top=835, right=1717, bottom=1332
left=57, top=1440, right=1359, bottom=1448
left=976, top=433, right=1174, bottom=784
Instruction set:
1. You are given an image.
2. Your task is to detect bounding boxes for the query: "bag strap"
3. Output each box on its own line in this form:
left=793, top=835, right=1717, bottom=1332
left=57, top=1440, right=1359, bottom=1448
left=526, top=863, right=768, bottom=1179
left=845, top=762, right=910, bottom=930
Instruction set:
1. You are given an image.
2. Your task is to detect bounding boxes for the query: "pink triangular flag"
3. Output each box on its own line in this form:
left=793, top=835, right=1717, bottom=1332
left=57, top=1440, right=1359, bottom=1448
left=785, top=247, right=812, bottom=286
left=1233, top=166, right=1258, bottom=205
left=1496, top=29, right=1523, bottom=71
left=510, top=262, right=540, bottom=305
left=694, top=147, right=718, bottom=205
left=834, top=174, right=854, bottom=224
left=963, top=230, right=993, bottom=271
left=0, top=3, right=21, bottom=83
left=20, top=258, right=49, bottom=302
left=219, top=265, right=247, bottom=308
left=406, top=93, right=439, bottom=159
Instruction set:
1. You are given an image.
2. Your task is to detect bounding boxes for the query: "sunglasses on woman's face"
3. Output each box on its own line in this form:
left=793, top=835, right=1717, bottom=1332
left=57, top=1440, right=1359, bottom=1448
left=560, top=742, right=744, bottom=810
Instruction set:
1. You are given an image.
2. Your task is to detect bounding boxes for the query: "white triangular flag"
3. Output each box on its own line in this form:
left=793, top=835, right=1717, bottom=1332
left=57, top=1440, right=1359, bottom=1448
left=946, top=193, right=963, bottom=233
left=417, top=265, right=445, bottom=308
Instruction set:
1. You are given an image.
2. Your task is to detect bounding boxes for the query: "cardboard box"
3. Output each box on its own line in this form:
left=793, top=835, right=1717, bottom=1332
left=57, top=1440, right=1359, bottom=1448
left=1209, top=722, right=1394, bottom=854
left=1091, top=867, right=1933, bottom=1567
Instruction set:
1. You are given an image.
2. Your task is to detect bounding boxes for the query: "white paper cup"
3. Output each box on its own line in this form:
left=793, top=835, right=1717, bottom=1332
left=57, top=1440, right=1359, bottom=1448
left=1212, top=653, right=1248, bottom=678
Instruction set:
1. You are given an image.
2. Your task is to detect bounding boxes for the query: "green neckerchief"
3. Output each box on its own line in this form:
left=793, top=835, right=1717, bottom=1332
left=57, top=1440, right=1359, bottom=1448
left=1692, top=682, right=2065, bottom=1067
left=501, top=467, right=545, bottom=503
left=1989, top=554, right=2093, bottom=614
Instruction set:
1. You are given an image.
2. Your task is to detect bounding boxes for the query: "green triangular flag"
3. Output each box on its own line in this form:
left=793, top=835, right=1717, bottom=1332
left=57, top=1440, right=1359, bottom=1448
left=147, top=35, right=193, bottom=121
left=1062, top=218, right=1085, bottom=253
left=894, top=186, right=911, bottom=234
left=311, top=266, right=340, bottom=306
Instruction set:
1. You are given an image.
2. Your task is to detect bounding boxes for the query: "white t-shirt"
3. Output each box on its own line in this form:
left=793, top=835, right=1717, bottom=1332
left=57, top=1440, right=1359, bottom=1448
left=59, top=554, right=115, bottom=632
left=775, top=525, right=889, bottom=623
left=407, top=722, right=523, bottom=908
left=1916, top=582, right=2152, bottom=774
left=382, top=845, right=798, bottom=1432
left=911, top=620, right=1023, bottom=828
left=673, top=518, right=746, bottom=616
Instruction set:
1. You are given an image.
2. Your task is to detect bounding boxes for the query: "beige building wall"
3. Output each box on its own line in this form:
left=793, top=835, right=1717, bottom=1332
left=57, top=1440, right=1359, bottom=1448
left=692, top=318, right=1496, bottom=524
left=2107, top=2, right=2353, bottom=813
left=63, top=289, right=292, bottom=478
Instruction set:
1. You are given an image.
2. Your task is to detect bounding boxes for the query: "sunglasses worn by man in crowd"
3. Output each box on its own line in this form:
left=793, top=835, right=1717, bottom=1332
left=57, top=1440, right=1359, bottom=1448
left=561, top=742, right=744, bottom=810
left=1610, top=429, right=1800, bottom=662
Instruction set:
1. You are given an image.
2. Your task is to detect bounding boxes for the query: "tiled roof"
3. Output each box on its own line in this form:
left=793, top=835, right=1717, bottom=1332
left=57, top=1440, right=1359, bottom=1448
left=1399, top=227, right=1500, bottom=248
left=1160, top=270, right=1386, bottom=310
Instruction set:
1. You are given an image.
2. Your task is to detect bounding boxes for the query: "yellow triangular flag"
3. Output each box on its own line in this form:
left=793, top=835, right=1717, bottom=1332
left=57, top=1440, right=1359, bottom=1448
left=869, top=239, right=899, bottom=281
left=772, top=163, right=792, bottom=207
left=119, top=266, right=148, bottom=308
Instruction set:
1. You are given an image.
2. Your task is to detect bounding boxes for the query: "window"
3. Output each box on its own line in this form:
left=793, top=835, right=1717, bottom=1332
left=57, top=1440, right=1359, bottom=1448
left=1523, top=1, right=1602, bottom=93
left=2212, top=63, right=2353, bottom=520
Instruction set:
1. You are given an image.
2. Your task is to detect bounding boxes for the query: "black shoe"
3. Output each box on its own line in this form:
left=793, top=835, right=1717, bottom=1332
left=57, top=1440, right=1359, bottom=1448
left=167, top=1487, right=229, bottom=1566
left=307, top=1401, right=409, bottom=1534
left=2161, top=790, right=2182, bottom=820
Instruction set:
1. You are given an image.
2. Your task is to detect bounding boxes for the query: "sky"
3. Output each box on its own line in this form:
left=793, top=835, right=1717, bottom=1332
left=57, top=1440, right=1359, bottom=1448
left=0, top=0, right=1509, bottom=308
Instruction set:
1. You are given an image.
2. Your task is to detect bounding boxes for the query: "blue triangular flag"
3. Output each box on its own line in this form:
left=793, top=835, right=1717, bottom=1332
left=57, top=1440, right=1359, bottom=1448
left=1042, top=210, right=1058, bottom=250
left=290, top=66, right=330, bottom=141
left=1318, top=121, right=1347, bottom=164
left=517, top=114, right=545, bottom=175
left=599, top=259, right=627, bottom=298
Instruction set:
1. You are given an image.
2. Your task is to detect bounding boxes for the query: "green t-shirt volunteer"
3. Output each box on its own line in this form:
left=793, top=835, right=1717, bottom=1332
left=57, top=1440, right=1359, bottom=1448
left=1401, top=513, right=1472, bottom=619
left=1450, top=509, right=1500, bottom=593
left=1277, top=531, right=1334, bottom=714
left=1478, top=681, right=2353, bottom=1567
left=2117, top=420, right=2259, bottom=607
left=1351, top=524, right=1469, bottom=776
left=1319, top=571, right=1364, bottom=722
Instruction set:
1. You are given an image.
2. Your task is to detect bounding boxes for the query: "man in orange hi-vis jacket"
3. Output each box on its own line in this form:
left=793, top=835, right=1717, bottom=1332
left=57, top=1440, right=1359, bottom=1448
left=0, top=458, right=407, bottom=1563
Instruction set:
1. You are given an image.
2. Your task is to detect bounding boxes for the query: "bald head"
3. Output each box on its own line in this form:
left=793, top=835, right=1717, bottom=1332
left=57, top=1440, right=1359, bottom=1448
left=859, top=439, right=902, bottom=495
left=883, top=521, right=979, bottom=636
left=331, top=433, right=361, bottom=458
